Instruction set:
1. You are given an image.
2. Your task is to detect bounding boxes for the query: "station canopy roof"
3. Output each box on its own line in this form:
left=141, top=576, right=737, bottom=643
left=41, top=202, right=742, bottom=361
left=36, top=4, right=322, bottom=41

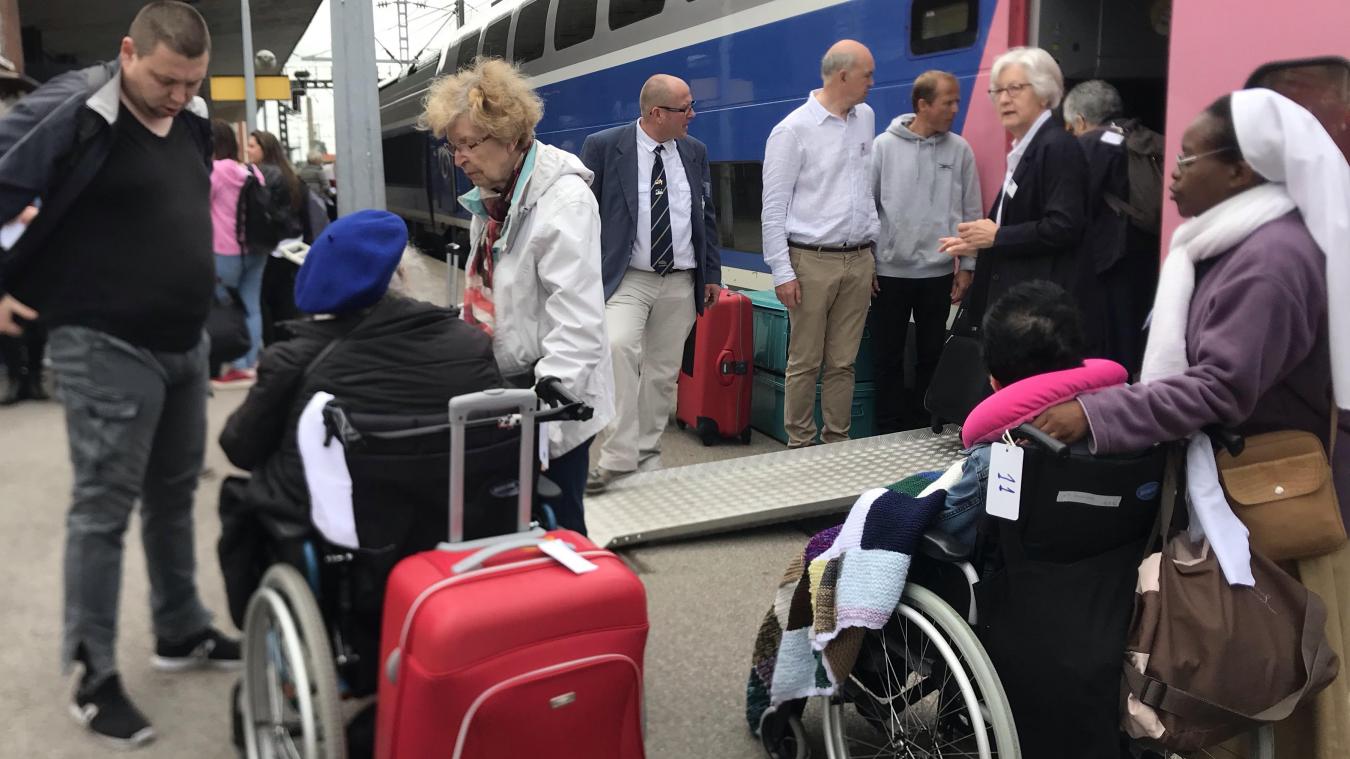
left=18, top=0, right=323, bottom=96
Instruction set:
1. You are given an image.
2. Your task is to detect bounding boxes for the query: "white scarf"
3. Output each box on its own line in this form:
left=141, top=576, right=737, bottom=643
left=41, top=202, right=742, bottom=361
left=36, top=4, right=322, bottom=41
left=1141, top=184, right=1294, bottom=587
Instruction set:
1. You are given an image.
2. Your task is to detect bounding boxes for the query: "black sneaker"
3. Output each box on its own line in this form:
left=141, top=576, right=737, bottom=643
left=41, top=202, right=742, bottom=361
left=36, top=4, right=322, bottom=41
left=69, top=674, right=157, bottom=749
left=151, top=627, right=242, bottom=672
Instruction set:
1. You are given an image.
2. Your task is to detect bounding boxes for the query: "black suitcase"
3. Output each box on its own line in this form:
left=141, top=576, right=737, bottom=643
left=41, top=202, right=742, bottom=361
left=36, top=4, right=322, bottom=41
left=924, top=307, right=992, bottom=431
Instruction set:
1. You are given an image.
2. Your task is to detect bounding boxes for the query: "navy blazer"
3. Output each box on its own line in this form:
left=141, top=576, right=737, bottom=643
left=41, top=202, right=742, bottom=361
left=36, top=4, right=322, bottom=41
left=579, top=123, right=722, bottom=313
left=965, top=121, right=1088, bottom=322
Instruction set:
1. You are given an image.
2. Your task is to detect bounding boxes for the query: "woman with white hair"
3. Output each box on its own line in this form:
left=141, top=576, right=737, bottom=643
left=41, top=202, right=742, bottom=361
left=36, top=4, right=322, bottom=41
left=939, top=46, right=1088, bottom=324
left=419, top=58, right=613, bottom=535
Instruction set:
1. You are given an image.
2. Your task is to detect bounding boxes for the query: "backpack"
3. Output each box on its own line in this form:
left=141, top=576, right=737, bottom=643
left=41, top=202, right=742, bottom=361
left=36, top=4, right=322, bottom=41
left=236, top=166, right=283, bottom=254
left=1103, top=122, right=1165, bottom=236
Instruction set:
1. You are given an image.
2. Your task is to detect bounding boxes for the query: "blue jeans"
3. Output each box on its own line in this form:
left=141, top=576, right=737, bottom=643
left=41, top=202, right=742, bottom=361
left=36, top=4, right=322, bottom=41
left=548, top=436, right=594, bottom=536
left=214, top=252, right=267, bottom=369
left=48, top=326, right=213, bottom=683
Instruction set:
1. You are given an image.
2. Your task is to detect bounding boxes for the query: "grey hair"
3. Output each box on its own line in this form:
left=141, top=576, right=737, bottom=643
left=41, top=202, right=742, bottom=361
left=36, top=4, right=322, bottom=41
left=306, top=149, right=324, bottom=164
left=1063, top=80, right=1123, bottom=127
left=991, top=46, right=1065, bottom=109
left=821, top=50, right=856, bottom=81
left=387, top=244, right=451, bottom=308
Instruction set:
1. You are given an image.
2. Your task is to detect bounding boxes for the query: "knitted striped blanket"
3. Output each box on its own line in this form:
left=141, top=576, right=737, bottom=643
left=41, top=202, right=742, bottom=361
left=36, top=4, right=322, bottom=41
left=746, top=471, right=947, bottom=734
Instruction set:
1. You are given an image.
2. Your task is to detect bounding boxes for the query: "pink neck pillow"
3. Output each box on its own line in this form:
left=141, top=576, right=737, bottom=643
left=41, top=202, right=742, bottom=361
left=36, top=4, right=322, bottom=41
left=961, top=358, right=1128, bottom=448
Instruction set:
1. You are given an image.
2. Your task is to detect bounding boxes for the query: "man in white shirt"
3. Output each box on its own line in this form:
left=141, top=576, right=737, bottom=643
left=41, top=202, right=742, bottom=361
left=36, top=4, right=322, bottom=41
left=580, top=75, right=721, bottom=491
left=761, top=39, right=880, bottom=448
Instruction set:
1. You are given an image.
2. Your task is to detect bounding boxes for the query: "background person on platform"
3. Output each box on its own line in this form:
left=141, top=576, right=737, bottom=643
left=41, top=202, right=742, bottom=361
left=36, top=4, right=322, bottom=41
left=939, top=46, right=1087, bottom=325
left=761, top=39, right=880, bottom=448
left=1063, top=79, right=1162, bottom=375
left=580, top=73, right=721, bottom=493
left=871, top=69, right=982, bottom=432
left=0, top=2, right=239, bottom=748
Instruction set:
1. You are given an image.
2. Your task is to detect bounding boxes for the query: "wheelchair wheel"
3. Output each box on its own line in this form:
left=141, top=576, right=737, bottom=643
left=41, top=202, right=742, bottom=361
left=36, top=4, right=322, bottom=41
left=821, top=583, right=1019, bottom=758
left=242, top=564, right=346, bottom=759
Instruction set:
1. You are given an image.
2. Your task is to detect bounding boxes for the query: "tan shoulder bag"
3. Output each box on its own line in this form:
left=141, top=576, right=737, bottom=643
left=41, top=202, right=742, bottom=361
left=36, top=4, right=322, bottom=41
left=1216, top=408, right=1344, bottom=561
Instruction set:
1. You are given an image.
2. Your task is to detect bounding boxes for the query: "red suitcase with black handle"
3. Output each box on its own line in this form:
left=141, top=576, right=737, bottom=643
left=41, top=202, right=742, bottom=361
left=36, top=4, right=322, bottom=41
left=676, top=288, right=754, bottom=445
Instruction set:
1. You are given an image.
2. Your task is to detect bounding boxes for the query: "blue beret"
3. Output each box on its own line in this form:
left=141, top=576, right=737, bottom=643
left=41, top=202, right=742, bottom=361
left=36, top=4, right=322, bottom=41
left=294, top=209, right=408, bottom=314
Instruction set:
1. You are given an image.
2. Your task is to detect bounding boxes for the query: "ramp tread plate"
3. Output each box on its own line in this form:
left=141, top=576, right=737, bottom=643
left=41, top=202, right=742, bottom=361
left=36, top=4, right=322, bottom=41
left=586, top=427, right=963, bottom=548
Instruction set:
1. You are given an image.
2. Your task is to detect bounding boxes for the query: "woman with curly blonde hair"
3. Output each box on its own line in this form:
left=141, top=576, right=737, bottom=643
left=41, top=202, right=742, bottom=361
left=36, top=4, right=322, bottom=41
left=419, top=58, right=613, bottom=534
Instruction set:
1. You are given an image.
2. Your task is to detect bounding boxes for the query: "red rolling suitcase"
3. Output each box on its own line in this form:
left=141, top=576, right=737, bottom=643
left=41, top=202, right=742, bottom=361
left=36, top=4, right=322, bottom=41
left=375, top=388, right=649, bottom=759
left=676, top=288, right=754, bottom=445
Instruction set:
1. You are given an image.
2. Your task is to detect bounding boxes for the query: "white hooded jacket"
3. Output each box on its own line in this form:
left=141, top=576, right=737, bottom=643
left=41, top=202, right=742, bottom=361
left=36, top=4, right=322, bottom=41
left=460, top=141, right=615, bottom=458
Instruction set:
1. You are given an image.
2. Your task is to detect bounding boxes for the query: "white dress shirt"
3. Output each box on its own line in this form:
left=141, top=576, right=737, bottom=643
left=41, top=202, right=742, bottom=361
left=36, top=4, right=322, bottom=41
left=995, top=108, right=1052, bottom=224
left=631, top=120, right=696, bottom=272
left=761, top=91, right=880, bottom=286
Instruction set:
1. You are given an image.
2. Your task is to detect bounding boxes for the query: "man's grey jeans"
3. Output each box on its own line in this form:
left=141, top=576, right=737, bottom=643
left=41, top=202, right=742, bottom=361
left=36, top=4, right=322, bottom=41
left=48, top=326, right=213, bottom=683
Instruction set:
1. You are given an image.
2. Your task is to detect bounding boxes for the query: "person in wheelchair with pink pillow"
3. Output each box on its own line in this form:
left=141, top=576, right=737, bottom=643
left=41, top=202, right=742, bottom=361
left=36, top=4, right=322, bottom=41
left=933, top=279, right=1128, bottom=546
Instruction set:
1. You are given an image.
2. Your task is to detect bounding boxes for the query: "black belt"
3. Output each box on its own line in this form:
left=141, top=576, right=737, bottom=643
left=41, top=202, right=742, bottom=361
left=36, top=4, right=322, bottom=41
left=788, top=240, right=872, bottom=254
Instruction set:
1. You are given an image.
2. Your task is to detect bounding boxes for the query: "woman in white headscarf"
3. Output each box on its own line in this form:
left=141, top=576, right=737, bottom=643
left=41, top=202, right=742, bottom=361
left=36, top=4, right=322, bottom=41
left=1034, top=88, right=1350, bottom=756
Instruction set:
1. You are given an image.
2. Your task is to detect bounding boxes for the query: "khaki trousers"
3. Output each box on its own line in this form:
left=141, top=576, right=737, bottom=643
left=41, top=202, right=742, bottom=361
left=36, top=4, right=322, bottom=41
left=597, top=268, right=696, bottom=472
left=784, top=247, right=875, bottom=447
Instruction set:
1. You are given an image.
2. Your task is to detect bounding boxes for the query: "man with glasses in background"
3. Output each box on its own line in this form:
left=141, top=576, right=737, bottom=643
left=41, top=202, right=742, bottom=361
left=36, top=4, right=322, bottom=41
left=580, top=74, right=721, bottom=492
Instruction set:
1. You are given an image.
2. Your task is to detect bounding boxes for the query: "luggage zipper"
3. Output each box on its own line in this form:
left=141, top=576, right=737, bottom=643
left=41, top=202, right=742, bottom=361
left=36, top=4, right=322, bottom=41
left=392, top=549, right=617, bottom=670
left=450, top=653, right=643, bottom=759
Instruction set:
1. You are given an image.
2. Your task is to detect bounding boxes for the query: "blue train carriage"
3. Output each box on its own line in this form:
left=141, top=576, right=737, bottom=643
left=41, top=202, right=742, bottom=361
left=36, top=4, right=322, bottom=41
left=378, top=0, right=1169, bottom=283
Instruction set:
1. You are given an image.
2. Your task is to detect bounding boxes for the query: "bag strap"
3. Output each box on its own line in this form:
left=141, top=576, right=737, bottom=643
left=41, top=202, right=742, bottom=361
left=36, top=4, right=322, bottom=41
left=1123, top=584, right=1335, bottom=724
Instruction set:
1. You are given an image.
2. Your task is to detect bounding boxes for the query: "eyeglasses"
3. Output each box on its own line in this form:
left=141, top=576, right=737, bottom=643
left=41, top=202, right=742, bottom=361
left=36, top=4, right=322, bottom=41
left=655, top=100, right=696, bottom=115
left=1175, top=147, right=1236, bottom=170
left=443, top=135, right=492, bottom=155
left=988, top=82, right=1033, bottom=99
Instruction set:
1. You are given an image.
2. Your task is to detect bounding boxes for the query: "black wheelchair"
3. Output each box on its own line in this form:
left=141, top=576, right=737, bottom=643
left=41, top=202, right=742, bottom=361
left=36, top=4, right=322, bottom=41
left=762, top=425, right=1276, bottom=759
left=223, top=380, right=590, bottom=759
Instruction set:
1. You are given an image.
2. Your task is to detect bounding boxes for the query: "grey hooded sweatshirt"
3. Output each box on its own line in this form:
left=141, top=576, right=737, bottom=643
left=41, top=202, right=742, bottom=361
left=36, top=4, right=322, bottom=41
left=871, top=114, right=983, bottom=279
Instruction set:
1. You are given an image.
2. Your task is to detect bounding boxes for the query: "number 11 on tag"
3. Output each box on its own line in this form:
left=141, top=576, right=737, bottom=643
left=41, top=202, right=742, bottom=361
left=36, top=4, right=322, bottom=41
left=985, top=442, right=1024, bottom=521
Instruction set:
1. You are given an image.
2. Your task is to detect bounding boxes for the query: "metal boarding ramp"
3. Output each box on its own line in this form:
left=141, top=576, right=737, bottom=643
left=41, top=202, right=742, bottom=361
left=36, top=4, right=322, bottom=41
left=585, top=427, right=964, bottom=549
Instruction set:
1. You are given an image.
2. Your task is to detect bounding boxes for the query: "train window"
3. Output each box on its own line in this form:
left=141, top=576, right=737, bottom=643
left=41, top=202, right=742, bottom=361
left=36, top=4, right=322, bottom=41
left=383, top=133, right=425, bottom=186
left=514, top=0, right=548, bottom=63
left=482, top=16, right=511, bottom=59
left=610, top=0, right=663, bottom=30
left=709, top=162, right=763, bottom=253
left=454, top=33, right=479, bottom=71
left=910, top=0, right=978, bottom=56
left=555, top=0, right=597, bottom=50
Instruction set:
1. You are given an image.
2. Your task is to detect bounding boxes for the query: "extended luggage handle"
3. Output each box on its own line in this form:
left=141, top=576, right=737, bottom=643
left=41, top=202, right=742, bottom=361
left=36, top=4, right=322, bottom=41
left=448, top=388, right=539, bottom=545
left=445, top=382, right=594, bottom=546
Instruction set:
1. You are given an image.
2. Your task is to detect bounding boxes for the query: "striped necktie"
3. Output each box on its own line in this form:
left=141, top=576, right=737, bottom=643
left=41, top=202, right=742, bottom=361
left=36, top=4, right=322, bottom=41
left=650, top=144, right=674, bottom=275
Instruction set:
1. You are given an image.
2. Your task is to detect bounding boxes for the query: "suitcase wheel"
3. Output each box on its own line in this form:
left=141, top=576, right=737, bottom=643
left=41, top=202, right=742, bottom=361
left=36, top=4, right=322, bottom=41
left=696, top=418, right=719, bottom=447
left=740, top=428, right=752, bottom=445
left=676, top=418, right=686, bottom=430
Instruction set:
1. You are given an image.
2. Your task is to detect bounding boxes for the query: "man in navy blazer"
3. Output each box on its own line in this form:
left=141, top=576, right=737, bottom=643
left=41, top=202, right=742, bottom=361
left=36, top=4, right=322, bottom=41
left=579, top=74, right=721, bottom=492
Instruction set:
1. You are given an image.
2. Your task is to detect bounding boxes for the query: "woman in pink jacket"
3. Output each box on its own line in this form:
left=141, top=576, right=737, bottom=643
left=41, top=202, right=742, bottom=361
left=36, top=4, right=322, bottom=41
left=210, top=119, right=264, bottom=385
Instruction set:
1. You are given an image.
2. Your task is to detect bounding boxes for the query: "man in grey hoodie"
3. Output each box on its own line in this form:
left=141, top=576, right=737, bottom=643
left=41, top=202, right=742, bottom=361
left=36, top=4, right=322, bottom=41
left=871, top=70, right=983, bottom=432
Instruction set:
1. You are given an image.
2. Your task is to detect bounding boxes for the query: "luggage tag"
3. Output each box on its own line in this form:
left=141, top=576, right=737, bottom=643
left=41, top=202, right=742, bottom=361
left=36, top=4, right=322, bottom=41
left=985, top=430, right=1024, bottom=521
left=539, top=537, right=599, bottom=574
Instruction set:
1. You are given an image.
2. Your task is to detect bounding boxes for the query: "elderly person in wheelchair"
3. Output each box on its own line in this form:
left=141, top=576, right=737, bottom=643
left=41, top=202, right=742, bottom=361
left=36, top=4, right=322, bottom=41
left=217, top=209, right=504, bottom=754
left=753, top=280, right=1188, bottom=759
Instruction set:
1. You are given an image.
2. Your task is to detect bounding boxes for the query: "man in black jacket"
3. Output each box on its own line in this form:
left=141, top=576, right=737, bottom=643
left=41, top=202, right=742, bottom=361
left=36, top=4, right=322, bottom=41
left=0, top=2, right=234, bottom=749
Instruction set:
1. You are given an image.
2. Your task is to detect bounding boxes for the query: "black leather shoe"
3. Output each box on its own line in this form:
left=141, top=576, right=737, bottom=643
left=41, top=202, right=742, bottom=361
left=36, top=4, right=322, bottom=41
left=26, top=377, right=49, bottom=401
left=0, top=378, right=26, bottom=406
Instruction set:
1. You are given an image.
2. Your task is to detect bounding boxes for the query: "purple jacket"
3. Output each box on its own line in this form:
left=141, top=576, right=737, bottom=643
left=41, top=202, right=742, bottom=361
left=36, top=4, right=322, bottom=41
left=1080, top=212, right=1349, bottom=524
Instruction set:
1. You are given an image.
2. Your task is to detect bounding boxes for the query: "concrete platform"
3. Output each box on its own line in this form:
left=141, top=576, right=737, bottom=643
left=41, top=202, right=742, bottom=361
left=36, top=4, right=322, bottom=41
left=0, top=370, right=955, bottom=758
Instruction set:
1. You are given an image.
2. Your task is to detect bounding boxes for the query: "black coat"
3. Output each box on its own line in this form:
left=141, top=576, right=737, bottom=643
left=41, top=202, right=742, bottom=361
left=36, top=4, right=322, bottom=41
left=219, top=294, right=503, bottom=531
left=966, top=121, right=1088, bottom=322
left=1075, top=124, right=1159, bottom=372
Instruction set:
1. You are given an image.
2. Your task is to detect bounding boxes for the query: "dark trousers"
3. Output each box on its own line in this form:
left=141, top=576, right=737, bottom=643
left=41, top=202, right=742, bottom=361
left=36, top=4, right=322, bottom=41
left=260, top=256, right=302, bottom=345
left=0, top=323, right=46, bottom=383
left=872, top=274, right=952, bottom=433
left=547, top=436, right=594, bottom=536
